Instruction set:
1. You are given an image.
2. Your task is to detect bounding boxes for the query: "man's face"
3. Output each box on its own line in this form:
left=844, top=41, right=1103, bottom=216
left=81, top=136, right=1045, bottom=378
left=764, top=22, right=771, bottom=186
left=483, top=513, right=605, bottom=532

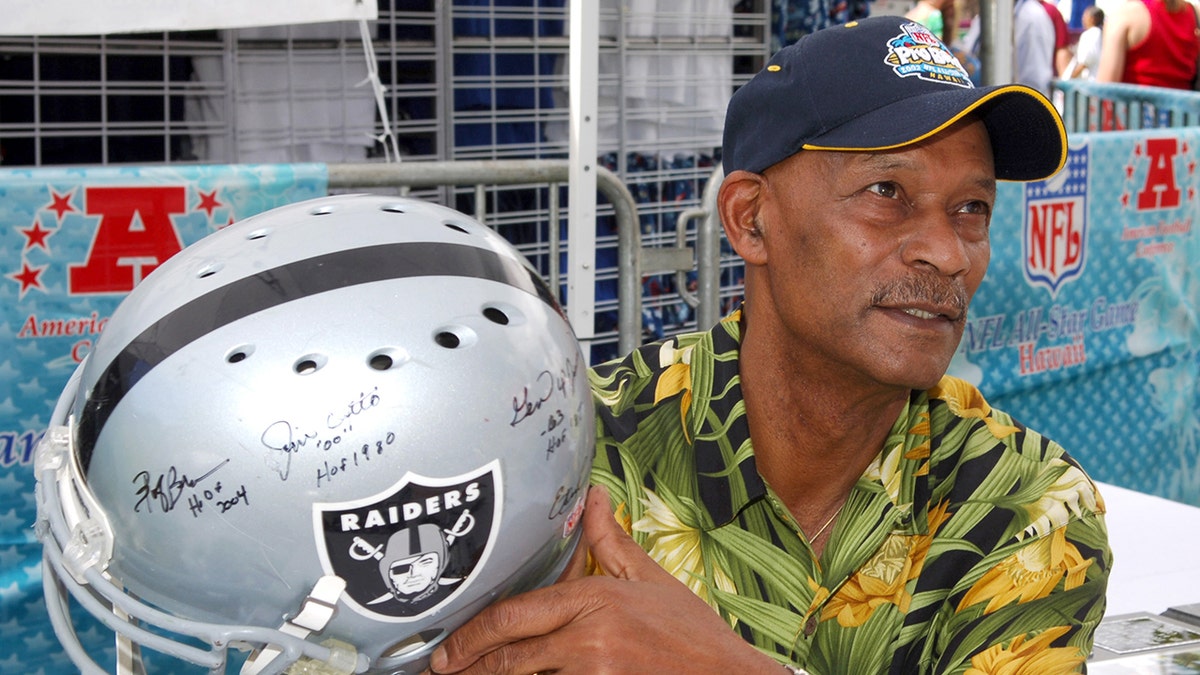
left=388, top=551, right=441, bottom=595
left=752, top=119, right=995, bottom=391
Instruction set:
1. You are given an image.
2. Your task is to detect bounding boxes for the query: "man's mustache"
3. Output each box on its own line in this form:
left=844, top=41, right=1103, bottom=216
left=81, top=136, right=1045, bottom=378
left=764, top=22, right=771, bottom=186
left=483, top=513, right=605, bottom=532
left=871, top=276, right=969, bottom=321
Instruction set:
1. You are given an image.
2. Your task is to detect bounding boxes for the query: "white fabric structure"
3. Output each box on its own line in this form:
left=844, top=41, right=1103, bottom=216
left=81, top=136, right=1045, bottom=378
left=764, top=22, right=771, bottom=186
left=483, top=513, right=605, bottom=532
left=594, top=0, right=733, bottom=146
left=0, top=0, right=376, bottom=35
left=187, top=23, right=379, bottom=164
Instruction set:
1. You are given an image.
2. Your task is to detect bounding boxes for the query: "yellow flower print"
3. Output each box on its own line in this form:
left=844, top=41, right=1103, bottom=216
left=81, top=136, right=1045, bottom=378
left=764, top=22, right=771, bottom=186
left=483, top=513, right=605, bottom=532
left=931, top=377, right=1020, bottom=439
left=633, top=489, right=736, bottom=609
left=586, top=501, right=634, bottom=577
left=899, top=412, right=933, bottom=479
left=653, top=341, right=695, bottom=441
left=965, top=626, right=1086, bottom=675
left=808, top=580, right=831, bottom=608
left=822, top=534, right=914, bottom=627
left=957, top=527, right=1092, bottom=614
left=1021, top=459, right=1104, bottom=539
left=820, top=501, right=951, bottom=627
left=863, top=443, right=905, bottom=504
left=614, top=499, right=633, bottom=534
left=908, top=411, right=931, bottom=438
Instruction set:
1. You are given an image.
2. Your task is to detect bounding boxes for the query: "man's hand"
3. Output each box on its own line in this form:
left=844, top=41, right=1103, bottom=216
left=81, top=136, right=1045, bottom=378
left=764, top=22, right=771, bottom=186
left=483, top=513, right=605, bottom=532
left=427, top=485, right=783, bottom=674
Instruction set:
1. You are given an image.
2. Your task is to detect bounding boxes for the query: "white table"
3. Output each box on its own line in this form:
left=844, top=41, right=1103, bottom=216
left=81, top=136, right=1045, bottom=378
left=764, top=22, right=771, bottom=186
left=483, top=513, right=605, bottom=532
left=1097, top=481, right=1200, bottom=618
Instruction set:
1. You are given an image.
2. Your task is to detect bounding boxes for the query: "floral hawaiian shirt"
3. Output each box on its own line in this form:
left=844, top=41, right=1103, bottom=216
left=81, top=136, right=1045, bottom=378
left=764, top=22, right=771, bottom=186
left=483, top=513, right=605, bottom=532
left=588, top=309, right=1111, bottom=674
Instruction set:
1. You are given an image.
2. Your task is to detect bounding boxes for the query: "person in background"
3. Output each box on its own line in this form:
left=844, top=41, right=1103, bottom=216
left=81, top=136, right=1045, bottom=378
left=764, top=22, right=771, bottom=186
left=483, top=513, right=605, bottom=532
left=1065, top=6, right=1106, bottom=79
left=907, top=0, right=958, bottom=43
left=428, top=15, right=1110, bottom=675
left=1097, top=0, right=1199, bottom=89
left=1070, top=0, right=1098, bottom=30
left=1016, top=0, right=1059, bottom=95
left=910, top=0, right=981, bottom=84
left=1042, top=0, right=1075, bottom=75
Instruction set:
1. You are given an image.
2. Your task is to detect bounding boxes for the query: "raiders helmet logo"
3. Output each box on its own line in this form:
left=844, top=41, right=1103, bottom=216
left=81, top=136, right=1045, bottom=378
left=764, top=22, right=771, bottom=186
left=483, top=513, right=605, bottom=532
left=313, top=461, right=501, bottom=621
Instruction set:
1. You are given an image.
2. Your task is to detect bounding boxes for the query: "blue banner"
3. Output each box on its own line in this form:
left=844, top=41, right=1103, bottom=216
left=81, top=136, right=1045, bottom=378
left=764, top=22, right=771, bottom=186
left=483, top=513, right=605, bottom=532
left=1, top=163, right=327, bottom=674
left=956, top=129, right=1200, bottom=509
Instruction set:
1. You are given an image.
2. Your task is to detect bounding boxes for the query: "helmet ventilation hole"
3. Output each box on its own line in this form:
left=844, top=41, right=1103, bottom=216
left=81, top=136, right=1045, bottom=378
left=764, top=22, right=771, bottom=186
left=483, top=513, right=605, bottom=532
left=309, top=205, right=336, bottom=216
left=246, top=228, right=272, bottom=241
left=482, top=306, right=509, bottom=325
left=434, top=332, right=461, bottom=349
left=197, top=262, right=224, bottom=279
left=442, top=221, right=469, bottom=234
left=381, top=203, right=406, bottom=214
left=481, top=302, right=525, bottom=326
left=226, top=345, right=254, bottom=364
left=368, top=348, right=409, bottom=371
left=294, top=354, right=327, bottom=375
left=433, top=324, right=477, bottom=349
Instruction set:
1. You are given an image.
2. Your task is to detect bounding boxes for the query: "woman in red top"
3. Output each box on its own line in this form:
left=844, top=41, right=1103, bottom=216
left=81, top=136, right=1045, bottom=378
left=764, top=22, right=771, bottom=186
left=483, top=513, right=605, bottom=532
left=1097, top=0, right=1199, bottom=89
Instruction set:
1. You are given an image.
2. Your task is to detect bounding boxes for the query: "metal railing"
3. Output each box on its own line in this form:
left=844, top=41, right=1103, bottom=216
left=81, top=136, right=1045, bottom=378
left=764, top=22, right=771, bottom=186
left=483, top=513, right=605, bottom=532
left=1055, top=80, right=1200, bottom=133
left=329, top=159, right=719, bottom=357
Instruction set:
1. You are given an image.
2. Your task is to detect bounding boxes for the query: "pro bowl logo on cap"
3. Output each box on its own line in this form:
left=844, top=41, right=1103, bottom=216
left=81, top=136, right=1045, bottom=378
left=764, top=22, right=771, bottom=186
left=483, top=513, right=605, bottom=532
left=884, top=21, right=972, bottom=89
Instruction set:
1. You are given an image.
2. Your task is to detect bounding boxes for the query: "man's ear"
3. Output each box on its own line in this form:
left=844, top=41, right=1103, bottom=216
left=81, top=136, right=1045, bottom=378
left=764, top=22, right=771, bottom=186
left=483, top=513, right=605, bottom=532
left=717, top=170, right=768, bottom=266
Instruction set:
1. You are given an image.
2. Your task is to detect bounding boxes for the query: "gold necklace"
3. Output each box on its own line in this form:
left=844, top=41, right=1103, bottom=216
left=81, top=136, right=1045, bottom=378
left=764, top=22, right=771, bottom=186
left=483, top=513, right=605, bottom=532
left=805, top=502, right=844, bottom=542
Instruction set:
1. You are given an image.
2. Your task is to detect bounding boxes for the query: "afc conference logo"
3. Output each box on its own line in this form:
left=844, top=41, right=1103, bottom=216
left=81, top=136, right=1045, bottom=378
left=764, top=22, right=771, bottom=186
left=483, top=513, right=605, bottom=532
left=9, top=184, right=235, bottom=364
left=1023, top=144, right=1088, bottom=298
left=9, top=185, right=227, bottom=299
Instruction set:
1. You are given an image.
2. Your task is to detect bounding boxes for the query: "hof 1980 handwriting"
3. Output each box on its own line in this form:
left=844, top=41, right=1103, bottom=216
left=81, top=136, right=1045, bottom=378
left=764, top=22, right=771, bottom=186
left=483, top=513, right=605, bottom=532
left=260, top=388, right=383, bottom=481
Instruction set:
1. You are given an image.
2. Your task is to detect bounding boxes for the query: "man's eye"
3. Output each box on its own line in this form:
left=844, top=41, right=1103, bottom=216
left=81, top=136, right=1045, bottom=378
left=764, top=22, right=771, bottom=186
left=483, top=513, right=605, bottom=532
left=866, top=182, right=901, bottom=199
left=960, top=200, right=993, bottom=217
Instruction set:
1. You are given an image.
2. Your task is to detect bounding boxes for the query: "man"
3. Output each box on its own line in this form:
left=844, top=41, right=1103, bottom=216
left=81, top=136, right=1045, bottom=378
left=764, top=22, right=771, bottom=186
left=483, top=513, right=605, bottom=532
left=1016, top=0, right=1059, bottom=95
left=1065, top=6, right=1105, bottom=79
left=1042, top=0, right=1075, bottom=76
left=1096, top=0, right=1200, bottom=90
left=906, top=0, right=958, bottom=43
left=430, top=16, right=1110, bottom=674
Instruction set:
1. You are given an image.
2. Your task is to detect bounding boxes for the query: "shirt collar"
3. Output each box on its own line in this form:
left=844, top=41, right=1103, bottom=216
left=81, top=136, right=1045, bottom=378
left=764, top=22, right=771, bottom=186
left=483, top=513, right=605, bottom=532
left=690, top=307, right=927, bottom=534
left=690, top=308, right=768, bottom=527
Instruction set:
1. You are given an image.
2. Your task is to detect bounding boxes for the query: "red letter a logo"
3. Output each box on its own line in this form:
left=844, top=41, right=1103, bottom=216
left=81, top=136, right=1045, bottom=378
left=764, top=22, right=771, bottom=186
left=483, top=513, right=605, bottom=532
left=1136, top=138, right=1182, bottom=211
left=69, top=186, right=187, bottom=294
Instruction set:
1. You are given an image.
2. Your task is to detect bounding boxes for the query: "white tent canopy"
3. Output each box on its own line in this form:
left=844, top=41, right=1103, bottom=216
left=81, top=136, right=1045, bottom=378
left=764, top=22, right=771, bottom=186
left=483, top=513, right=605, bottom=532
left=0, top=0, right=376, bottom=35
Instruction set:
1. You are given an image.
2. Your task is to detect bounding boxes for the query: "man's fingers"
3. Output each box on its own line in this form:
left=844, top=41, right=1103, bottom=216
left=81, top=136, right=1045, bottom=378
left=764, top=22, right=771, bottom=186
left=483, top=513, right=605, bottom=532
left=433, top=621, right=591, bottom=675
left=432, top=485, right=684, bottom=674
left=430, top=577, right=600, bottom=673
left=584, top=485, right=677, bottom=584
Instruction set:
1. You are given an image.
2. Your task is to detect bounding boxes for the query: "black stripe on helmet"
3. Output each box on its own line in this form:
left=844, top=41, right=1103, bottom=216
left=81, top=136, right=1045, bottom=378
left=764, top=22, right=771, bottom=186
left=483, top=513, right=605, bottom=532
left=75, top=241, right=561, bottom=474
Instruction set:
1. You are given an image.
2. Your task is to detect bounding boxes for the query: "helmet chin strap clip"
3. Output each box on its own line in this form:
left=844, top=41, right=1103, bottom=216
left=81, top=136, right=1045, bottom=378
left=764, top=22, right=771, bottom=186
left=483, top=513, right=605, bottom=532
left=242, top=575, right=358, bottom=675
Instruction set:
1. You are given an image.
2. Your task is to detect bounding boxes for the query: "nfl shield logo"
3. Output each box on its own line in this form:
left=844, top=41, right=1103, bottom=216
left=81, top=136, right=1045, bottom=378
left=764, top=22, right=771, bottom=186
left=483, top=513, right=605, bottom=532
left=1023, top=145, right=1088, bottom=297
left=313, top=461, right=501, bottom=621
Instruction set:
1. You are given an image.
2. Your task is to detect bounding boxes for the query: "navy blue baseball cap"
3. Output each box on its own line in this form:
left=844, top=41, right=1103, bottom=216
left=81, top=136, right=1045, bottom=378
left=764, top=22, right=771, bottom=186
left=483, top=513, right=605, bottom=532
left=722, top=16, right=1067, bottom=181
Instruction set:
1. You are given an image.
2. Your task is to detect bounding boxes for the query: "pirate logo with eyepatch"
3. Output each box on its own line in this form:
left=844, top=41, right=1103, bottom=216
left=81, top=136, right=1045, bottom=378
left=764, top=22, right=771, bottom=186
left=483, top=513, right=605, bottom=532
left=314, top=461, right=500, bottom=620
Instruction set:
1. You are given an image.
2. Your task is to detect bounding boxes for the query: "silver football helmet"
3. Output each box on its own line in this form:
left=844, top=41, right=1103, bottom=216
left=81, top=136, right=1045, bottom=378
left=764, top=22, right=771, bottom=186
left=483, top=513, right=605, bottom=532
left=35, top=194, right=594, bottom=675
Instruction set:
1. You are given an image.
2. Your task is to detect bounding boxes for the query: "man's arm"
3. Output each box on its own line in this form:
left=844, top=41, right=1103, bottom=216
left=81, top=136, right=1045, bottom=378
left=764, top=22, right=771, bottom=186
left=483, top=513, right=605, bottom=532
left=1096, top=1, right=1146, bottom=82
